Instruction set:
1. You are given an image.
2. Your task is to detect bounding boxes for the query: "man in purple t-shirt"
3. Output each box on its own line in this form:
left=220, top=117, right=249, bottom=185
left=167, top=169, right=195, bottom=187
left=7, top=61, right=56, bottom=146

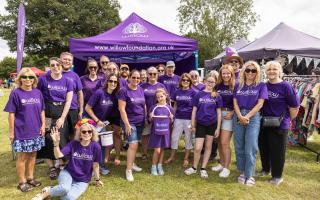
left=61, top=52, right=84, bottom=136
left=158, top=61, right=180, bottom=102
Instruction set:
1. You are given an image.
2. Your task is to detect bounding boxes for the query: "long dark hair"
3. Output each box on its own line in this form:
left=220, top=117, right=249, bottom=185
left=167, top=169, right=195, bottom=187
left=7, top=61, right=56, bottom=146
left=103, top=73, right=120, bottom=94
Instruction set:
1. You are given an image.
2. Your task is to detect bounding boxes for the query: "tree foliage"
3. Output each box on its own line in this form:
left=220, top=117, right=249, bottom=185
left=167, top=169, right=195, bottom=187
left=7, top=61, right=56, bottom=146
left=177, top=0, right=259, bottom=66
left=0, top=0, right=121, bottom=58
left=0, top=57, right=16, bottom=78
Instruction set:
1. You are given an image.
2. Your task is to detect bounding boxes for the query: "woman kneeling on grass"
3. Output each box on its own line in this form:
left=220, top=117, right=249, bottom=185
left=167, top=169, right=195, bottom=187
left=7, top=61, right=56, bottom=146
left=4, top=68, right=45, bottom=192
left=32, top=119, right=103, bottom=200
left=149, top=88, right=174, bottom=175
left=184, top=74, right=222, bottom=178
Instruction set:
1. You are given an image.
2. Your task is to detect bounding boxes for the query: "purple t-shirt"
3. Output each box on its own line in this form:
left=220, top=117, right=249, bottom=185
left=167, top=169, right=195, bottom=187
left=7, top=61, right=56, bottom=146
left=140, top=82, right=166, bottom=112
left=262, top=81, right=299, bottom=129
left=235, top=71, right=240, bottom=81
left=216, top=83, right=238, bottom=109
left=63, top=70, right=83, bottom=109
left=192, top=91, right=223, bottom=126
left=61, top=140, right=101, bottom=183
left=173, top=88, right=197, bottom=119
left=87, top=89, right=116, bottom=121
left=118, top=85, right=145, bottom=125
left=234, top=82, right=268, bottom=110
left=37, top=74, right=73, bottom=102
left=192, top=83, right=205, bottom=92
left=80, top=75, right=102, bottom=106
left=158, top=74, right=180, bottom=99
left=4, top=88, right=44, bottom=140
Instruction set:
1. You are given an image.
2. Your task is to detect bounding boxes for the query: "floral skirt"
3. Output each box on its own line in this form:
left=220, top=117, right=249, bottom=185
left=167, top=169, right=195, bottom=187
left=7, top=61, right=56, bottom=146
left=13, top=136, right=45, bottom=153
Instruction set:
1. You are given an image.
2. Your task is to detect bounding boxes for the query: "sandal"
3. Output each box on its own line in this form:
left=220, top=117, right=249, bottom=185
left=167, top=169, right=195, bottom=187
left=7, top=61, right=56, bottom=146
left=48, top=167, right=58, bottom=180
left=27, top=179, right=42, bottom=187
left=17, top=182, right=33, bottom=192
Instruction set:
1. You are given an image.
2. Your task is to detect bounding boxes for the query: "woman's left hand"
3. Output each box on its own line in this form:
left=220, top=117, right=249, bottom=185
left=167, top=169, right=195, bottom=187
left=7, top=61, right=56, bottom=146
left=214, top=129, right=220, bottom=138
left=40, top=125, right=45, bottom=136
left=96, top=180, right=104, bottom=187
left=224, top=111, right=234, bottom=120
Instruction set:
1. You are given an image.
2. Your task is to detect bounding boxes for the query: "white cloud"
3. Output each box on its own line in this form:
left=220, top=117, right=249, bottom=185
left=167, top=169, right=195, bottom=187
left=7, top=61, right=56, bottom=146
left=1, top=0, right=320, bottom=60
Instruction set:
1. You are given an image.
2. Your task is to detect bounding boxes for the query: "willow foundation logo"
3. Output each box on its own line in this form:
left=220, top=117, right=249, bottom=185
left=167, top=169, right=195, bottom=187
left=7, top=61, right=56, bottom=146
left=122, top=23, right=148, bottom=38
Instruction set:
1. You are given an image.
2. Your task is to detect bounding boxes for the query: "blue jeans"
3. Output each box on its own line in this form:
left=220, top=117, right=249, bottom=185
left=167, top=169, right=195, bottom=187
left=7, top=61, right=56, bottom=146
left=50, top=170, right=88, bottom=200
left=233, top=109, right=261, bottom=178
left=121, top=123, right=143, bottom=144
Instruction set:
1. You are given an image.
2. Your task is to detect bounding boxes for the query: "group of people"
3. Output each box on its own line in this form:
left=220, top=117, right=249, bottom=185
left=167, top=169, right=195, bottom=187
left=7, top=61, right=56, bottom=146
left=4, top=51, right=300, bottom=199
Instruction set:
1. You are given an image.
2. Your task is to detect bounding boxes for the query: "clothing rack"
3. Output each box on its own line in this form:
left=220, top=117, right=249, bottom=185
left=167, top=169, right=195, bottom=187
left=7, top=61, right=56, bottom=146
left=283, top=75, right=320, bottom=162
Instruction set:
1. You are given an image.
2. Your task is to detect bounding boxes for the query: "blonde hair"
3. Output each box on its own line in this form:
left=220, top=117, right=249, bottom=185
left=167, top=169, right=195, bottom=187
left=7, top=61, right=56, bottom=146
left=155, top=88, right=169, bottom=103
left=60, top=52, right=73, bottom=59
left=217, top=64, right=235, bottom=92
left=15, top=67, right=38, bottom=88
left=239, top=60, right=261, bottom=88
left=265, top=60, right=283, bottom=79
left=74, top=123, right=99, bottom=142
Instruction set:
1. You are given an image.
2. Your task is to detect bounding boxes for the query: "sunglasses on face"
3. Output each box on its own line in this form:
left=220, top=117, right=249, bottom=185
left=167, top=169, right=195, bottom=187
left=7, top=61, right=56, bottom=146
left=182, top=79, right=191, bottom=83
left=191, top=75, right=198, bottom=78
left=158, top=69, right=164, bottom=72
left=50, top=63, right=61, bottom=68
left=107, top=68, right=116, bottom=72
left=81, top=130, right=93, bottom=134
left=21, top=76, right=35, bottom=80
left=245, top=68, right=257, bottom=73
left=206, top=80, right=216, bottom=84
left=131, top=76, right=140, bottom=80
left=101, top=61, right=109, bottom=65
left=108, top=80, right=118, bottom=84
left=148, top=73, right=157, bottom=76
left=89, top=66, right=97, bottom=70
left=230, top=60, right=239, bottom=64
left=120, top=68, right=129, bottom=71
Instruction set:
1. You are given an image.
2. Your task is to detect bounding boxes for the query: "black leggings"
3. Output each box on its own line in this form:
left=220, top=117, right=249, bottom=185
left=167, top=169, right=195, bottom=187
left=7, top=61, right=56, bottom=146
left=258, top=127, right=288, bottom=178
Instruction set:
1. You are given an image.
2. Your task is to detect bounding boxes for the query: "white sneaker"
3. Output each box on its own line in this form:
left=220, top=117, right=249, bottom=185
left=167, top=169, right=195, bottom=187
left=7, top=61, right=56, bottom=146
left=132, top=163, right=142, bottom=172
left=219, top=168, right=230, bottom=178
left=184, top=167, right=197, bottom=175
left=126, top=169, right=134, bottom=182
left=211, top=164, right=223, bottom=172
left=269, top=178, right=283, bottom=186
left=200, top=169, right=208, bottom=179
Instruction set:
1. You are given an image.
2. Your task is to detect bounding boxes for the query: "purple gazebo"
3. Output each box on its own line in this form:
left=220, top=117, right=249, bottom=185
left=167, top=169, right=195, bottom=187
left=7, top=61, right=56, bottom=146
left=70, top=12, right=198, bottom=75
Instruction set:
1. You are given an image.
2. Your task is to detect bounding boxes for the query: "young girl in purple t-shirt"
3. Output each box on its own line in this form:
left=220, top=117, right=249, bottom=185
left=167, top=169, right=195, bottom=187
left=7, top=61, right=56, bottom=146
left=184, top=74, right=222, bottom=178
left=148, top=88, right=174, bottom=176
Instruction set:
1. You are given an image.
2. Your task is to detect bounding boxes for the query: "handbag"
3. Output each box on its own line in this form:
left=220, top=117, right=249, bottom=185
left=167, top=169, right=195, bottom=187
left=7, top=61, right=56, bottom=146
left=151, top=105, right=172, bottom=135
left=261, top=110, right=286, bottom=128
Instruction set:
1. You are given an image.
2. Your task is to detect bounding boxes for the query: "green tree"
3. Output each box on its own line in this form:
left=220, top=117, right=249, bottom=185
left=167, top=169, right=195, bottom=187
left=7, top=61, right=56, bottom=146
left=0, top=0, right=121, bottom=58
left=0, top=57, right=16, bottom=78
left=178, top=0, right=259, bottom=66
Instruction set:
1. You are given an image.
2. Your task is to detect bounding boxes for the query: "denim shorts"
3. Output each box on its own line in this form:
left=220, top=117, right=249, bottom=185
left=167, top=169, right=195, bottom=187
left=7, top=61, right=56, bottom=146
left=121, top=124, right=144, bottom=144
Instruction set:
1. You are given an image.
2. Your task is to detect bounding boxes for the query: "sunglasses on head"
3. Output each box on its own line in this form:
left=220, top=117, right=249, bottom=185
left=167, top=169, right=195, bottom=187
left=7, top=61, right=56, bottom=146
left=21, top=76, right=35, bottom=80
left=50, top=63, right=61, bottom=67
left=108, top=80, right=118, bottom=84
left=245, top=68, right=257, bottom=73
left=101, top=61, right=109, bottom=65
left=81, top=130, right=93, bottom=134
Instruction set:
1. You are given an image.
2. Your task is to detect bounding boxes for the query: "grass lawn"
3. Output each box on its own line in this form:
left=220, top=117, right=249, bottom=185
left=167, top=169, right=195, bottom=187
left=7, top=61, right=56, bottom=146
left=0, top=88, right=319, bottom=200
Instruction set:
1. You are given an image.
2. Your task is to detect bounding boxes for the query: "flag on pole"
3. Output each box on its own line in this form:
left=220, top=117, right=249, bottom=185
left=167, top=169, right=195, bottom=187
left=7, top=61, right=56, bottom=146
left=16, top=2, right=26, bottom=73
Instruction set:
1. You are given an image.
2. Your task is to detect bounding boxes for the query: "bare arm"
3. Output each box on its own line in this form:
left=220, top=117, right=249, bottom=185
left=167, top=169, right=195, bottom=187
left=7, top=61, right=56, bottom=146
left=173, top=101, right=177, bottom=113
left=191, top=106, right=197, bottom=133
left=8, top=113, right=14, bottom=143
left=51, top=127, right=64, bottom=158
left=311, top=94, right=319, bottom=124
left=40, top=111, right=45, bottom=136
left=289, top=107, right=299, bottom=120
left=118, top=99, right=131, bottom=135
left=93, top=162, right=103, bottom=186
left=56, top=91, right=73, bottom=129
left=214, top=108, right=222, bottom=138
left=245, top=99, right=265, bottom=119
left=77, top=90, right=84, bottom=119
left=85, top=104, right=105, bottom=127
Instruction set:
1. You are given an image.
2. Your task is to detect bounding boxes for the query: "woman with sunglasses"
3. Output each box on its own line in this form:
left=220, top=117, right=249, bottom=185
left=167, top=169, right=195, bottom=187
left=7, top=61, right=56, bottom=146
left=157, top=64, right=166, bottom=76
left=140, top=66, right=166, bottom=161
left=233, top=61, right=268, bottom=186
left=4, top=68, right=45, bottom=192
left=32, top=119, right=103, bottom=200
left=85, top=73, right=121, bottom=173
left=80, top=59, right=102, bottom=110
left=189, top=70, right=205, bottom=92
left=118, top=70, right=146, bottom=181
left=211, top=64, right=236, bottom=178
left=37, top=57, right=73, bottom=180
left=258, top=61, right=299, bottom=185
left=184, top=74, right=222, bottom=178
left=165, top=73, right=197, bottom=167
